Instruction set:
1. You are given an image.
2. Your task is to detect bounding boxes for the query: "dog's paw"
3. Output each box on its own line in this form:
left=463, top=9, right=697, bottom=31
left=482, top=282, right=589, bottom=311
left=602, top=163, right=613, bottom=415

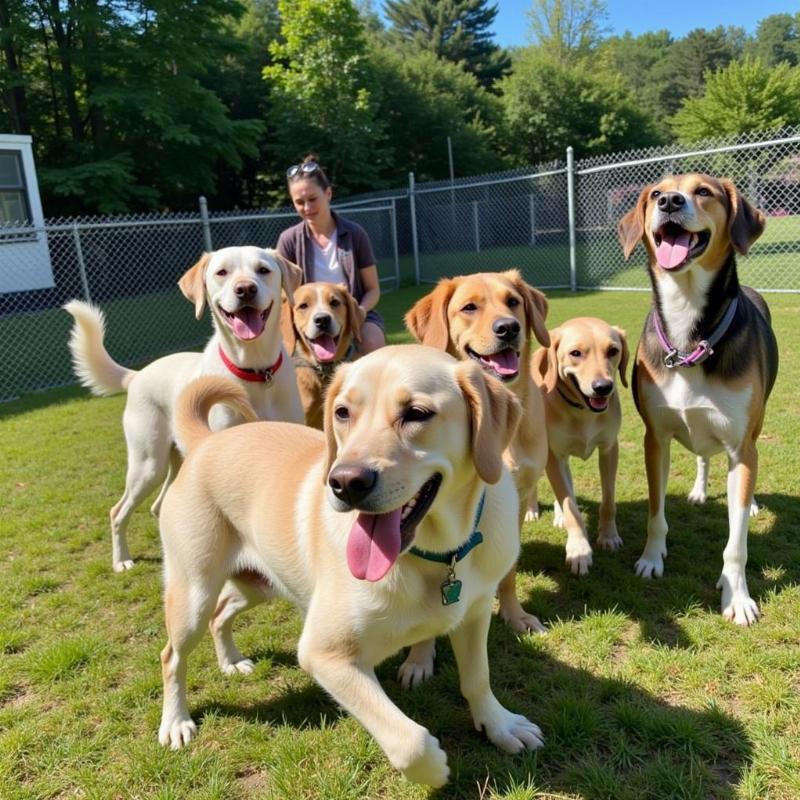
left=552, top=508, right=566, bottom=528
left=398, top=643, right=436, bottom=689
left=565, top=539, right=592, bottom=576
left=395, top=728, right=449, bottom=787
left=718, top=577, right=761, bottom=626
left=113, top=559, right=135, bottom=573
left=478, top=708, right=544, bottom=754
left=687, top=487, right=707, bottom=504
left=523, top=504, right=540, bottom=523
left=634, top=552, right=665, bottom=579
left=221, top=658, right=255, bottom=676
left=596, top=528, right=623, bottom=551
left=749, top=500, right=759, bottom=518
left=158, top=716, right=197, bottom=749
left=502, top=609, right=547, bottom=635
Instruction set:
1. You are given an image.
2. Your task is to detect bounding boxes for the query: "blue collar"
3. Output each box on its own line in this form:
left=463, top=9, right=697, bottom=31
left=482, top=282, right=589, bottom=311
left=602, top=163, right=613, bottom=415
left=409, top=491, right=485, bottom=564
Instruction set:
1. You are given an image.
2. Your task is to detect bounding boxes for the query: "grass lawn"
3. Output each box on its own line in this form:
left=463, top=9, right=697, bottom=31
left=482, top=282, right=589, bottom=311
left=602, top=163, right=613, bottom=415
left=1, top=285, right=799, bottom=799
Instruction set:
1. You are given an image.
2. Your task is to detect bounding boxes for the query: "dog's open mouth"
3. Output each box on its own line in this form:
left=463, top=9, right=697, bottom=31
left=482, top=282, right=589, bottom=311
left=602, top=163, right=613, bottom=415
left=569, top=375, right=611, bottom=413
left=220, top=303, right=271, bottom=341
left=309, top=333, right=340, bottom=363
left=466, top=345, right=520, bottom=381
left=653, top=222, right=710, bottom=270
left=346, top=474, right=442, bottom=582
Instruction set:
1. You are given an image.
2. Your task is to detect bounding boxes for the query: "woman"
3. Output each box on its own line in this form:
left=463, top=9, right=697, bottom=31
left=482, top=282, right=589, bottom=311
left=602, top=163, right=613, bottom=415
left=276, top=156, right=385, bottom=354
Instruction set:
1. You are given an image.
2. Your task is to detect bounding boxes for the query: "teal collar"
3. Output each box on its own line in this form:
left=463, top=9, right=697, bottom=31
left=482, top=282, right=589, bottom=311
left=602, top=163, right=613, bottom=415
left=409, top=491, right=485, bottom=564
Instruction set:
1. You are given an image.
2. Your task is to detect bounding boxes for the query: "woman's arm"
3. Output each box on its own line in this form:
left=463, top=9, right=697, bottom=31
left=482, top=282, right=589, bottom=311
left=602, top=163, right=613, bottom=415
left=357, top=265, right=381, bottom=318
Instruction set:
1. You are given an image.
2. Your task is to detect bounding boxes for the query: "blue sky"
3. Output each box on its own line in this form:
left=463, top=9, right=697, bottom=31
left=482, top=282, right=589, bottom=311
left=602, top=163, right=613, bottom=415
left=493, top=0, right=800, bottom=48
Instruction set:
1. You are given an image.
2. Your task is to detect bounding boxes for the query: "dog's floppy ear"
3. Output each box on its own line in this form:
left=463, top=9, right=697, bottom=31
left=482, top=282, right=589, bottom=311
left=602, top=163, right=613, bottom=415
left=270, top=250, right=304, bottom=305
left=721, top=179, right=765, bottom=255
left=322, top=364, right=350, bottom=480
left=280, top=290, right=297, bottom=355
left=456, top=360, right=521, bottom=484
left=531, top=328, right=560, bottom=393
left=618, top=185, right=650, bottom=261
left=613, top=326, right=630, bottom=389
left=342, top=286, right=363, bottom=345
left=404, top=279, right=457, bottom=350
left=504, top=269, right=550, bottom=347
left=178, top=252, right=211, bottom=320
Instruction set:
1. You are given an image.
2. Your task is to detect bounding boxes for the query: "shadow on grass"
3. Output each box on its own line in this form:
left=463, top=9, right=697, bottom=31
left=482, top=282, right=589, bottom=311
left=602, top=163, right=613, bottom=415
left=518, top=491, right=800, bottom=648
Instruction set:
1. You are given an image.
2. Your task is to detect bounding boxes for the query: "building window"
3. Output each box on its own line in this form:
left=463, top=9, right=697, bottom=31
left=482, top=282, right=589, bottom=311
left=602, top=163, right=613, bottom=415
left=0, top=150, right=35, bottom=241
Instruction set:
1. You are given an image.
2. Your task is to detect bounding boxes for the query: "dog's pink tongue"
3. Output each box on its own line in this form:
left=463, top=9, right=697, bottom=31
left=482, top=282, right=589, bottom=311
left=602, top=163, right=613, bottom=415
left=589, top=396, right=609, bottom=411
left=346, top=510, right=402, bottom=582
left=231, top=308, right=266, bottom=340
left=483, top=349, right=519, bottom=376
left=311, top=335, right=338, bottom=362
left=656, top=230, right=692, bottom=270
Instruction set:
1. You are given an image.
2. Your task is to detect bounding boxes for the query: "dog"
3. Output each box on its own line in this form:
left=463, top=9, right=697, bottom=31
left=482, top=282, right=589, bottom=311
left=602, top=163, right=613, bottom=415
left=531, top=317, right=629, bottom=575
left=618, top=173, right=778, bottom=625
left=64, top=246, right=304, bottom=573
left=281, top=281, right=363, bottom=429
left=156, top=345, right=544, bottom=787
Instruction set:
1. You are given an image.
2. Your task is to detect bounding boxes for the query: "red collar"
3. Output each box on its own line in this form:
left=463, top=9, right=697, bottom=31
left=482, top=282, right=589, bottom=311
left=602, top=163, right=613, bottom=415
left=218, top=345, right=283, bottom=384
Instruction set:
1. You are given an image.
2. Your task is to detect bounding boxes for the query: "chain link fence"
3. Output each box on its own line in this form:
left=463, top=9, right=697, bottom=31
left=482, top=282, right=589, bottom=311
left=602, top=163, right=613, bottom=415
left=3, top=127, right=800, bottom=402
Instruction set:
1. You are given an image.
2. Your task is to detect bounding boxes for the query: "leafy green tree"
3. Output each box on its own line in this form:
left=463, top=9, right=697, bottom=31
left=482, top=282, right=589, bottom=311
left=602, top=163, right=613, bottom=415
left=264, top=0, right=385, bottom=197
left=526, top=0, right=609, bottom=64
left=382, top=0, right=510, bottom=87
left=498, top=48, right=653, bottom=165
left=673, top=56, right=800, bottom=141
left=747, top=13, right=800, bottom=67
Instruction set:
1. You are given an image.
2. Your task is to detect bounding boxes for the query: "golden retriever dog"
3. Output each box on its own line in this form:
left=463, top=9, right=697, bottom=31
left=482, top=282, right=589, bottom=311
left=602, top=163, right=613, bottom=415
left=156, top=346, right=543, bottom=787
left=281, top=281, right=363, bottom=429
left=64, top=246, right=304, bottom=572
left=532, top=317, right=629, bottom=575
left=618, top=173, right=778, bottom=624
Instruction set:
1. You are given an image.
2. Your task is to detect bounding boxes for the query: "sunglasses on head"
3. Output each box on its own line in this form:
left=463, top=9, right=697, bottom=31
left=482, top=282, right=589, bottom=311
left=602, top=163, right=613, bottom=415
left=286, top=161, right=320, bottom=179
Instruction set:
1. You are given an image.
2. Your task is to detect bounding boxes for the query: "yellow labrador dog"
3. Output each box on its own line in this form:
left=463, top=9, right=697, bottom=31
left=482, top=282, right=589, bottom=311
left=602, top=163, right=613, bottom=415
left=532, top=317, right=629, bottom=575
left=157, top=346, right=544, bottom=787
left=64, top=246, right=304, bottom=572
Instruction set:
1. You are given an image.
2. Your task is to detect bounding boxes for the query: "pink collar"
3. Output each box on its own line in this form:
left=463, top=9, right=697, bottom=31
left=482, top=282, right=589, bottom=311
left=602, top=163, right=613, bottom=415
left=218, top=345, right=283, bottom=384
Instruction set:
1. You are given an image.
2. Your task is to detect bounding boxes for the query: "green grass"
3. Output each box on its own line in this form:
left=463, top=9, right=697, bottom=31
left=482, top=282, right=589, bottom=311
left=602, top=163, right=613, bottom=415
left=1, top=286, right=799, bottom=799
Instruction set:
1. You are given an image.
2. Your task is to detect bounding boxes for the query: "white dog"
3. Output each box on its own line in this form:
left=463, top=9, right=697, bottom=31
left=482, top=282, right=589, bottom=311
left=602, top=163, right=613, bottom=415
left=64, top=246, right=304, bottom=572
left=157, top=346, right=544, bottom=786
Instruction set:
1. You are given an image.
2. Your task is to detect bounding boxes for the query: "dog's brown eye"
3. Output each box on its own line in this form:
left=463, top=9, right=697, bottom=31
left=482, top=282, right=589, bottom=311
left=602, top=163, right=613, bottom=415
left=330, top=298, right=341, bottom=307
left=257, top=266, right=271, bottom=274
left=461, top=303, right=478, bottom=313
left=334, top=406, right=350, bottom=422
left=696, top=187, right=711, bottom=197
left=608, top=346, right=620, bottom=358
left=216, top=269, right=228, bottom=277
left=650, top=190, right=661, bottom=200
left=569, top=349, right=582, bottom=358
left=402, top=406, right=434, bottom=424
left=298, top=302, right=309, bottom=310
left=507, top=297, right=520, bottom=308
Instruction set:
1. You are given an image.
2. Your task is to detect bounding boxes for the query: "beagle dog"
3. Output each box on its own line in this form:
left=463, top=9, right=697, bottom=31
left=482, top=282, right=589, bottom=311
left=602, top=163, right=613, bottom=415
left=157, top=347, right=543, bottom=786
left=532, top=317, right=629, bottom=575
left=398, top=270, right=550, bottom=684
left=281, top=282, right=363, bottom=429
left=618, top=173, right=778, bottom=625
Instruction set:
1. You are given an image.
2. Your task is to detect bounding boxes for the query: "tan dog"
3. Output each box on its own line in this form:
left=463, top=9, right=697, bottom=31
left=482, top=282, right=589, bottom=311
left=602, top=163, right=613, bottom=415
left=157, top=346, right=543, bottom=787
left=532, top=318, right=629, bottom=575
left=64, top=246, right=304, bottom=572
left=618, top=173, right=778, bottom=624
left=281, top=281, right=363, bottom=429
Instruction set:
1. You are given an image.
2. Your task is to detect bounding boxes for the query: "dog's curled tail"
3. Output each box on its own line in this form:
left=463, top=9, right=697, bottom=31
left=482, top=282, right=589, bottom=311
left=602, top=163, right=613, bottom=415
left=176, top=375, right=258, bottom=455
left=63, top=300, right=136, bottom=396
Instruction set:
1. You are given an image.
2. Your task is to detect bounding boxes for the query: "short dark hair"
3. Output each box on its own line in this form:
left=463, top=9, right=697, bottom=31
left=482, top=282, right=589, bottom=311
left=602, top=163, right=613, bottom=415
left=286, top=153, right=331, bottom=191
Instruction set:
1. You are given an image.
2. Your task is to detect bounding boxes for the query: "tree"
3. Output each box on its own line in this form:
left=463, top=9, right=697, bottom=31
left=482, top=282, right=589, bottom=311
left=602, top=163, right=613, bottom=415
left=498, top=48, right=653, bottom=165
left=382, top=0, right=510, bottom=88
left=264, top=0, right=386, bottom=198
left=672, top=56, right=800, bottom=141
left=526, top=0, right=608, bottom=64
left=747, top=13, right=800, bottom=67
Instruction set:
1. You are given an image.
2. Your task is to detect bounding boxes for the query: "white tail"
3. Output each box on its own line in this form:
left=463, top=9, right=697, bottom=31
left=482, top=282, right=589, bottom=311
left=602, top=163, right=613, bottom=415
left=175, top=375, right=258, bottom=455
left=63, top=300, right=136, bottom=396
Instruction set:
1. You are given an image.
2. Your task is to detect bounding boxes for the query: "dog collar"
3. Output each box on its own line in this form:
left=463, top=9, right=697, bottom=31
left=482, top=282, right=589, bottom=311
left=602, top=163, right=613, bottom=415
left=219, top=346, right=283, bottom=384
left=654, top=297, right=739, bottom=369
left=557, top=385, right=585, bottom=410
left=409, top=491, right=485, bottom=606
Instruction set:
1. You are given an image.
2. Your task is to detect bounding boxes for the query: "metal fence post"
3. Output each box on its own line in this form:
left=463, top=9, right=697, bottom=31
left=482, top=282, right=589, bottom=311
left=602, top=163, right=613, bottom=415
left=566, top=146, right=577, bottom=292
left=72, top=222, right=92, bottom=303
left=199, top=195, right=213, bottom=252
left=408, top=172, right=420, bottom=285
left=390, top=197, right=400, bottom=288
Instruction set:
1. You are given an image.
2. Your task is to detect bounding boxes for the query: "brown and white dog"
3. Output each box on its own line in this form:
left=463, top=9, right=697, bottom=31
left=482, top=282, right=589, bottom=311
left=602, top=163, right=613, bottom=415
left=532, top=317, right=629, bottom=575
left=618, top=173, right=778, bottom=625
left=281, top=281, right=363, bottom=429
left=399, top=270, right=550, bottom=683
left=157, top=346, right=543, bottom=786
left=65, top=246, right=304, bottom=572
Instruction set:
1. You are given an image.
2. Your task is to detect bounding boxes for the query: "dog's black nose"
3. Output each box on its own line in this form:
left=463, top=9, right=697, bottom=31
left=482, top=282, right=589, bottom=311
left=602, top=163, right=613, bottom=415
left=493, top=317, right=520, bottom=342
left=235, top=281, right=258, bottom=299
left=328, top=464, right=378, bottom=506
left=592, top=379, right=614, bottom=396
left=313, top=313, right=332, bottom=331
left=657, top=192, right=685, bottom=213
